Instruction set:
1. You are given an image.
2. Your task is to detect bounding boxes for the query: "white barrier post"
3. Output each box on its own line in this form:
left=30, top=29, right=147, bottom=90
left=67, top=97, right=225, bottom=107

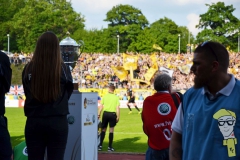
left=64, top=90, right=98, bottom=160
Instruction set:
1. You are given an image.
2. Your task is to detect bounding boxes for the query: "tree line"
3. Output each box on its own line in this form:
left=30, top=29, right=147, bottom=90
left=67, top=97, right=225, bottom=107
left=0, top=0, right=239, bottom=54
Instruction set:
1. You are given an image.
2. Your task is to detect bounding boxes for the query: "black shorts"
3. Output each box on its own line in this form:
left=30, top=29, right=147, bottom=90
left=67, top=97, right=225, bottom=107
left=128, top=98, right=135, bottom=103
left=101, top=111, right=117, bottom=128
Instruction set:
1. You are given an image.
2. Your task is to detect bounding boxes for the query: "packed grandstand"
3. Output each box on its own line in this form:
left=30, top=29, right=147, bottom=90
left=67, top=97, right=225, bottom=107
left=6, top=51, right=240, bottom=101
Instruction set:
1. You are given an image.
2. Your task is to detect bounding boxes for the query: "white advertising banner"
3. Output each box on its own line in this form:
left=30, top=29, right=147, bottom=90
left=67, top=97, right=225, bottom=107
left=5, top=100, right=19, bottom=107
left=64, top=91, right=98, bottom=160
left=119, top=100, right=143, bottom=108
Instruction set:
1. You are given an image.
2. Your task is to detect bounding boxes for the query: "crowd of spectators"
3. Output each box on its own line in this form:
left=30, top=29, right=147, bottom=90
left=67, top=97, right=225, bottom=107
left=6, top=51, right=240, bottom=91
left=71, top=52, right=240, bottom=91
left=7, top=52, right=32, bottom=65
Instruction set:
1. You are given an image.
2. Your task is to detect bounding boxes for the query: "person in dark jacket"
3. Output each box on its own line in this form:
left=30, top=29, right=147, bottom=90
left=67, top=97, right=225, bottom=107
left=0, top=51, right=13, bottom=160
left=22, top=31, right=73, bottom=160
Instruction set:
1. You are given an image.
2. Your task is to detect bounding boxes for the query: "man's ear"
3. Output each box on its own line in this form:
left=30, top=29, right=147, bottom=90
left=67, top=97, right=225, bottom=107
left=212, top=61, right=219, bottom=72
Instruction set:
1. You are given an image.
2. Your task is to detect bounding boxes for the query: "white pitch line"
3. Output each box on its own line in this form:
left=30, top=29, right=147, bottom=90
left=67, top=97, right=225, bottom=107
left=11, top=131, right=145, bottom=134
left=112, top=132, right=144, bottom=134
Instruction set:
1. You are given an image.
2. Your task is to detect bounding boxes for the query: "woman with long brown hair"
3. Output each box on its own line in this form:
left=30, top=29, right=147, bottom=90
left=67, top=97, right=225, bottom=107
left=22, top=31, right=73, bottom=160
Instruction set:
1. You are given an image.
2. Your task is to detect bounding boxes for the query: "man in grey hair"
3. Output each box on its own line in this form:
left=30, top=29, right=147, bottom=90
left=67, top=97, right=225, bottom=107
left=141, top=73, right=181, bottom=160
left=154, top=73, right=172, bottom=92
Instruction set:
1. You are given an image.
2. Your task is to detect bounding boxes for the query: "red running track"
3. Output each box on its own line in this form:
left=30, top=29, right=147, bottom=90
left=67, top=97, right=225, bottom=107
left=98, top=152, right=145, bottom=160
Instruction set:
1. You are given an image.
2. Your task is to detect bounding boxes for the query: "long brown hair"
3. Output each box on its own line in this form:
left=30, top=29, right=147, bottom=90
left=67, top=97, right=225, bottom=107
left=25, top=31, right=62, bottom=103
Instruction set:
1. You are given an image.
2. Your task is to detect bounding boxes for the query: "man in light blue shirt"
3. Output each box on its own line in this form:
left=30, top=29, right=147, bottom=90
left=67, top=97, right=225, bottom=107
left=170, top=41, right=240, bottom=160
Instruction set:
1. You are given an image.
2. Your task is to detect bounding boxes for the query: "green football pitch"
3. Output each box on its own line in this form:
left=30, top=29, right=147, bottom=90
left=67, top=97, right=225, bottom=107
left=5, top=108, right=148, bottom=153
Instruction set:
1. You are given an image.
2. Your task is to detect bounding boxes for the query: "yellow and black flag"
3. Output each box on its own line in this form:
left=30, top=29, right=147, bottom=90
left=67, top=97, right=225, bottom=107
left=111, top=66, right=128, bottom=81
left=122, top=53, right=138, bottom=70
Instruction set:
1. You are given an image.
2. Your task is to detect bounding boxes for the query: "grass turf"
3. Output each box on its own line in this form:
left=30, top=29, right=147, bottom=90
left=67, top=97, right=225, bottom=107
left=5, top=108, right=148, bottom=153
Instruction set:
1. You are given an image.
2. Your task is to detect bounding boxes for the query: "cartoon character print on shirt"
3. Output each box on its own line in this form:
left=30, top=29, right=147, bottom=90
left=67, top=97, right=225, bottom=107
left=213, top=109, right=237, bottom=157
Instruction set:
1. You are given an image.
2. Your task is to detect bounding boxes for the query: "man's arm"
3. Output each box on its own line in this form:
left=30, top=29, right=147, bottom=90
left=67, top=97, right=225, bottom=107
left=116, top=105, right=120, bottom=122
left=169, top=130, right=182, bottom=160
left=131, top=91, right=135, bottom=98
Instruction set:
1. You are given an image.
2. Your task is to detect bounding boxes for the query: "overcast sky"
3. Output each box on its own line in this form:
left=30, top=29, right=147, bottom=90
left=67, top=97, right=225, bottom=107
left=70, top=0, right=240, bottom=36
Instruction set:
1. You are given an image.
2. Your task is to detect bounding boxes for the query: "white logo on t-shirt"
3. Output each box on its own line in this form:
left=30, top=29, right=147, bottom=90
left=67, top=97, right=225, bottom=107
left=157, top=103, right=171, bottom=115
left=23, top=146, right=28, bottom=156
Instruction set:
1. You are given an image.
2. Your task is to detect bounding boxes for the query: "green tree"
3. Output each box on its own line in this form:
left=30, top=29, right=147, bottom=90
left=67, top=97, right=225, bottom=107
left=10, top=0, right=85, bottom=52
left=128, top=28, right=155, bottom=53
left=100, top=29, right=119, bottom=53
left=104, top=4, right=149, bottom=52
left=73, top=28, right=116, bottom=53
left=105, top=4, right=149, bottom=28
left=0, top=0, right=26, bottom=51
left=131, top=17, right=191, bottom=53
left=196, top=2, right=240, bottom=51
left=149, top=17, right=181, bottom=53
